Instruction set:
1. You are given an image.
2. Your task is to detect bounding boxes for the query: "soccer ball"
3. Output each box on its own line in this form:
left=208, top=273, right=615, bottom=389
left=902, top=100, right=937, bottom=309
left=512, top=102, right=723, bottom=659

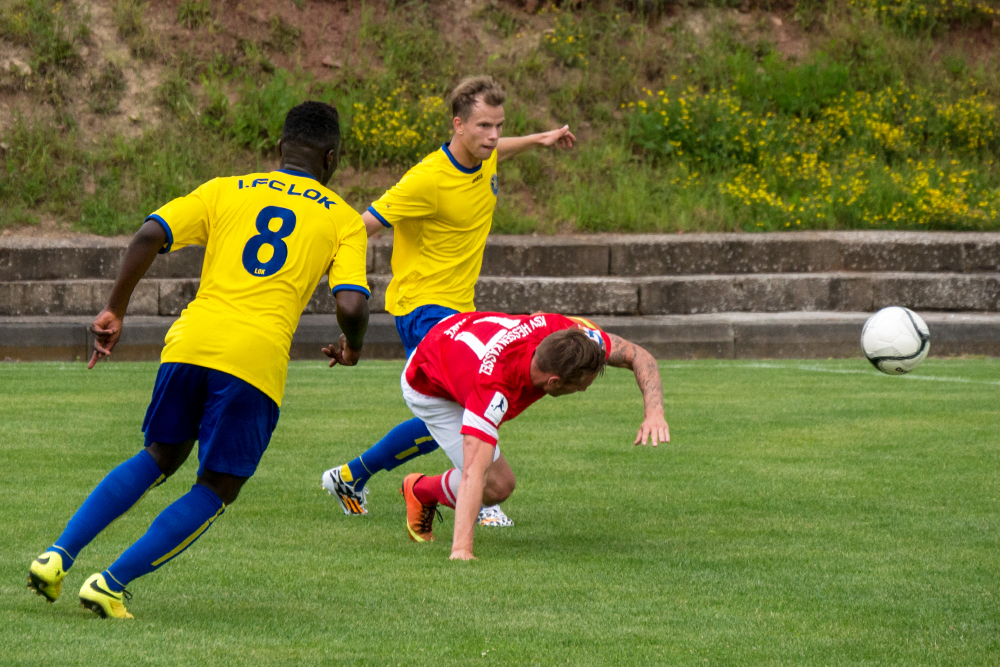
left=861, top=307, right=930, bottom=375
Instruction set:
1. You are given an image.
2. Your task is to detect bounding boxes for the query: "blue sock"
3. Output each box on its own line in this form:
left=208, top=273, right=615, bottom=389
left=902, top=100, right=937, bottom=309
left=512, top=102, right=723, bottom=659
left=346, top=418, right=439, bottom=490
left=52, top=449, right=165, bottom=570
left=104, top=484, right=225, bottom=591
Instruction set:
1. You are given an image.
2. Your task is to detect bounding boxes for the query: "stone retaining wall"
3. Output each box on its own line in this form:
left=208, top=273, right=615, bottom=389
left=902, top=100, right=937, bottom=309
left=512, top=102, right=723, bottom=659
left=4, top=272, right=999, bottom=317
left=3, top=232, right=998, bottom=360
left=6, top=311, right=998, bottom=362
left=4, top=231, right=1000, bottom=280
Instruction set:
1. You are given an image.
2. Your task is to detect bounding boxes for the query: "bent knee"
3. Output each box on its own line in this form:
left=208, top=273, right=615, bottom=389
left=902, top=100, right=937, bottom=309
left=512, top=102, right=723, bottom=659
left=146, top=441, right=193, bottom=478
left=486, top=476, right=516, bottom=504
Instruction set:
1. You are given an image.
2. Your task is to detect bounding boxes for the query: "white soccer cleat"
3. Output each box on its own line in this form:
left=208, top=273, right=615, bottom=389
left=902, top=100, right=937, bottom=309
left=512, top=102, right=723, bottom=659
left=477, top=504, right=513, bottom=527
left=322, top=466, right=369, bottom=516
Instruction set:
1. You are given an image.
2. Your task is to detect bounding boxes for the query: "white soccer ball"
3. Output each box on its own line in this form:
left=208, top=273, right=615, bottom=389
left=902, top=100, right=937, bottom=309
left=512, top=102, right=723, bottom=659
left=861, top=307, right=930, bottom=375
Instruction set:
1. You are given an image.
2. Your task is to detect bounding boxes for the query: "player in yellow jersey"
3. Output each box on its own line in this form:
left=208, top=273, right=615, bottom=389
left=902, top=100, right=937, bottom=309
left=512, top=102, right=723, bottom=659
left=27, top=102, right=370, bottom=619
left=322, top=76, right=575, bottom=525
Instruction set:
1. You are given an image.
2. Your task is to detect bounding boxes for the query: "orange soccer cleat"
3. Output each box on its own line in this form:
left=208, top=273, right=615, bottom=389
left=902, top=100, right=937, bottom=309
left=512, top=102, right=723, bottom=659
left=401, top=473, right=440, bottom=543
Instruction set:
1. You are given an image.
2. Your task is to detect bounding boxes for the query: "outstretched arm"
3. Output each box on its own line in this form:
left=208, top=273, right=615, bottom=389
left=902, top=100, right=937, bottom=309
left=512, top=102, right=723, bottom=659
left=606, top=333, right=670, bottom=446
left=496, top=125, right=576, bottom=162
left=88, top=220, right=167, bottom=369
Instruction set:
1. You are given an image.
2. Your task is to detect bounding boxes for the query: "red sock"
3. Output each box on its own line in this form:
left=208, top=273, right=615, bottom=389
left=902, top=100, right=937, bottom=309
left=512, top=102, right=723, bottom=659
left=413, top=471, right=457, bottom=509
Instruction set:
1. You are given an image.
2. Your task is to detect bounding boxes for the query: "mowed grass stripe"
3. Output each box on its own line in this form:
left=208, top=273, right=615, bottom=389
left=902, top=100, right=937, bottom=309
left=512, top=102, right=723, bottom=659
left=1, top=359, right=997, bottom=666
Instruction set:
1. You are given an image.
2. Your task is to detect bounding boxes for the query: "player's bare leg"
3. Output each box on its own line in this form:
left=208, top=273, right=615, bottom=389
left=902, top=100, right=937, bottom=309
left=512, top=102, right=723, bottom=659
left=404, top=453, right=516, bottom=539
left=481, top=453, right=515, bottom=505
left=479, top=454, right=515, bottom=527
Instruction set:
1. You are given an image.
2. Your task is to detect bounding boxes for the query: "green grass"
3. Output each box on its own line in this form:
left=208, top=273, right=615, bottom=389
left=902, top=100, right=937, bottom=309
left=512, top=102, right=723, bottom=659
left=2, top=358, right=999, bottom=665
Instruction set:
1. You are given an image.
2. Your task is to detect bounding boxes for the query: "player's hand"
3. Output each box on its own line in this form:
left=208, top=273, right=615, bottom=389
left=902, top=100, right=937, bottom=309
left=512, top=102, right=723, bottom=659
left=634, top=414, right=670, bottom=447
left=88, top=309, right=123, bottom=369
left=537, top=125, right=576, bottom=149
left=450, top=549, right=477, bottom=561
left=322, top=334, right=362, bottom=367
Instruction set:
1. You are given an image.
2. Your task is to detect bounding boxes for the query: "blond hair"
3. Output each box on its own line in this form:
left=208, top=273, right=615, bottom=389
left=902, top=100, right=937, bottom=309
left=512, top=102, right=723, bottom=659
left=450, top=75, right=507, bottom=120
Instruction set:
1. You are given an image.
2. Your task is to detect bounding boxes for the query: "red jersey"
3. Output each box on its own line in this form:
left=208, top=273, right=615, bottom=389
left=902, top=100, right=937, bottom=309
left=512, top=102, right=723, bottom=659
left=404, top=312, right=612, bottom=445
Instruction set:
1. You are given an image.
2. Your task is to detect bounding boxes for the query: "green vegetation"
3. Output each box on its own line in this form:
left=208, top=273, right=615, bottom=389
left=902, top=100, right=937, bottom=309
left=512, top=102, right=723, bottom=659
left=2, top=359, right=999, bottom=664
left=176, top=0, right=212, bottom=30
left=87, top=61, right=126, bottom=114
left=2, top=0, right=1000, bottom=234
left=0, top=0, right=85, bottom=75
left=111, top=0, right=155, bottom=60
left=0, top=114, right=257, bottom=234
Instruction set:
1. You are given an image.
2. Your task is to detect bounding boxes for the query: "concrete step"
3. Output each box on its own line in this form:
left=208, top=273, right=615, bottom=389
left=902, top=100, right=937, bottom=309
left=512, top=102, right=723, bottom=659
left=3, top=272, right=998, bottom=317
left=4, top=231, right=1000, bottom=280
left=3, top=312, right=998, bottom=362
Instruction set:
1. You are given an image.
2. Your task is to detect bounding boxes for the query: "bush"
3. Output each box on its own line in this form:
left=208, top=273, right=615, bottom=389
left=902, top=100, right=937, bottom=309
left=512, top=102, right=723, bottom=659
left=78, top=123, right=256, bottom=235
left=361, top=4, right=456, bottom=95
left=850, top=0, right=997, bottom=34
left=154, top=71, right=196, bottom=117
left=541, top=11, right=589, bottom=68
left=229, top=71, right=308, bottom=151
left=0, top=116, right=85, bottom=216
left=177, top=0, right=212, bottom=29
left=348, top=87, right=451, bottom=167
left=88, top=62, right=127, bottom=115
left=0, top=0, right=84, bottom=74
left=265, top=15, right=301, bottom=54
left=112, top=0, right=155, bottom=60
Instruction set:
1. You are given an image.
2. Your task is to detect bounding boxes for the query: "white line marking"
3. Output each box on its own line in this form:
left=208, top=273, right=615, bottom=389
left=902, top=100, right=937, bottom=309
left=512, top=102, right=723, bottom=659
left=655, top=361, right=1000, bottom=387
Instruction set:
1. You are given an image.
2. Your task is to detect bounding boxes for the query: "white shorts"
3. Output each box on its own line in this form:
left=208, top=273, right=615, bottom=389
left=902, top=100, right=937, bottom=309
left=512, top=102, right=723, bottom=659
left=401, top=367, right=500, bottom=471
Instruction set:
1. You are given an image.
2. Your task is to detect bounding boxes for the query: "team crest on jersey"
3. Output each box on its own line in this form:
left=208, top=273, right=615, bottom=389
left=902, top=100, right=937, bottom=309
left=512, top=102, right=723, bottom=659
left=490, top=173, right=498, bottom=196
left=484, top=391, right=509, bottom=426
left=582, top=327, right=605, bottom=350
left=566, top=317, right=604, bottom=351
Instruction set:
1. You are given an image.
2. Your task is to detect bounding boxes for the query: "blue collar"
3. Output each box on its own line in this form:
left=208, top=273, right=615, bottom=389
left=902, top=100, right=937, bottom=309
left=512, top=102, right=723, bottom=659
left=441, top=143, right=482, bottom=174
left=275, top=168, right=319, bottom=181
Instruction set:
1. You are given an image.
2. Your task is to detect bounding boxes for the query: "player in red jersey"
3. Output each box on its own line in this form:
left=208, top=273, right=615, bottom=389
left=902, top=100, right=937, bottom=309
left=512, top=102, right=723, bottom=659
left=397, top=312, right=669, bottom=560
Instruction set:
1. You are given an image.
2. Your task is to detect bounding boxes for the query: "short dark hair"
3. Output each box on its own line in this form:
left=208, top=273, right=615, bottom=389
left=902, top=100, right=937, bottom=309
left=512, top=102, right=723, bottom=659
left=450, top=75, right=506, bottom=121
left=534, top=329, right=607, bottom=385
left=282, top=101, right=340, bottom=151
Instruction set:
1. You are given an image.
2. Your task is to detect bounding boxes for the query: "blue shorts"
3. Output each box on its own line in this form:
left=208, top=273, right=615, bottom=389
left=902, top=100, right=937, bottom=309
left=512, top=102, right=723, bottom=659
left=142, top=363, right=280, bottom=478
left=395, top=304, right=460, bottom=357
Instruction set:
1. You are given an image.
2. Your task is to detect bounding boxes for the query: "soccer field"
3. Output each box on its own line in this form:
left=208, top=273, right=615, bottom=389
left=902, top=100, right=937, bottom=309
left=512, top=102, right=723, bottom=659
left=2, top=359, right=998, bottom=666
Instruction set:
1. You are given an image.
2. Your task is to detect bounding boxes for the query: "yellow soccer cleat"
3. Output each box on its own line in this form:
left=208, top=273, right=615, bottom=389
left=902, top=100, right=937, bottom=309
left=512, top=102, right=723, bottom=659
left=401, top=473, right=440, bottom=543
left=27, top=550, right=69, bottom=603
left=79, top=573, right=134, bottom=619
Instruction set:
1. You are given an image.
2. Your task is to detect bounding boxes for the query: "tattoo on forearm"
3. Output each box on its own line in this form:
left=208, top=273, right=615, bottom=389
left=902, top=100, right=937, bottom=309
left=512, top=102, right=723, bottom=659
left=636, top=355, right=663, bottom=414
left=607, top=334, right=636, bottom=369
left=607, top=334, right=663, bottom=413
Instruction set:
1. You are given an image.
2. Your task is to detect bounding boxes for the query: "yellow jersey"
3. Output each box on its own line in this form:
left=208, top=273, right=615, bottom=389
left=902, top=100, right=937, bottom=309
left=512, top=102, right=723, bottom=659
left=367, top=143, right=498, bottom=317
left=147, top=169, right=369, bottom=406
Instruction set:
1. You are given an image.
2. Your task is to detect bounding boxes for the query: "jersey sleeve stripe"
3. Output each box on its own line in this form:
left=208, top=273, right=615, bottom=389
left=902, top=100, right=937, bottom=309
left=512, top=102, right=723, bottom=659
left=367, top=206, right=392, bottom=228
left=145, top=214, right=173, bottom=254
left=461, top=411, right=499, bottom=445
left=331, top=284, right=371, bottom=298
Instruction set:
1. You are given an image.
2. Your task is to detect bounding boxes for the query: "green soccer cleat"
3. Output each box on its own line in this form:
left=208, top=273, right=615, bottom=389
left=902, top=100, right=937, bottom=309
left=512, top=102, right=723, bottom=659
left=79, top=573, right=134, bottom=619
left=27, top=550, right=69, bottom=603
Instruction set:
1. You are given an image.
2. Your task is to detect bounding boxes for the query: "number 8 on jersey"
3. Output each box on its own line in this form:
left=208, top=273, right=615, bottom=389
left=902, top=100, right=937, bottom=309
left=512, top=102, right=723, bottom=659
left=242, top=206, right=296, bottom=277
